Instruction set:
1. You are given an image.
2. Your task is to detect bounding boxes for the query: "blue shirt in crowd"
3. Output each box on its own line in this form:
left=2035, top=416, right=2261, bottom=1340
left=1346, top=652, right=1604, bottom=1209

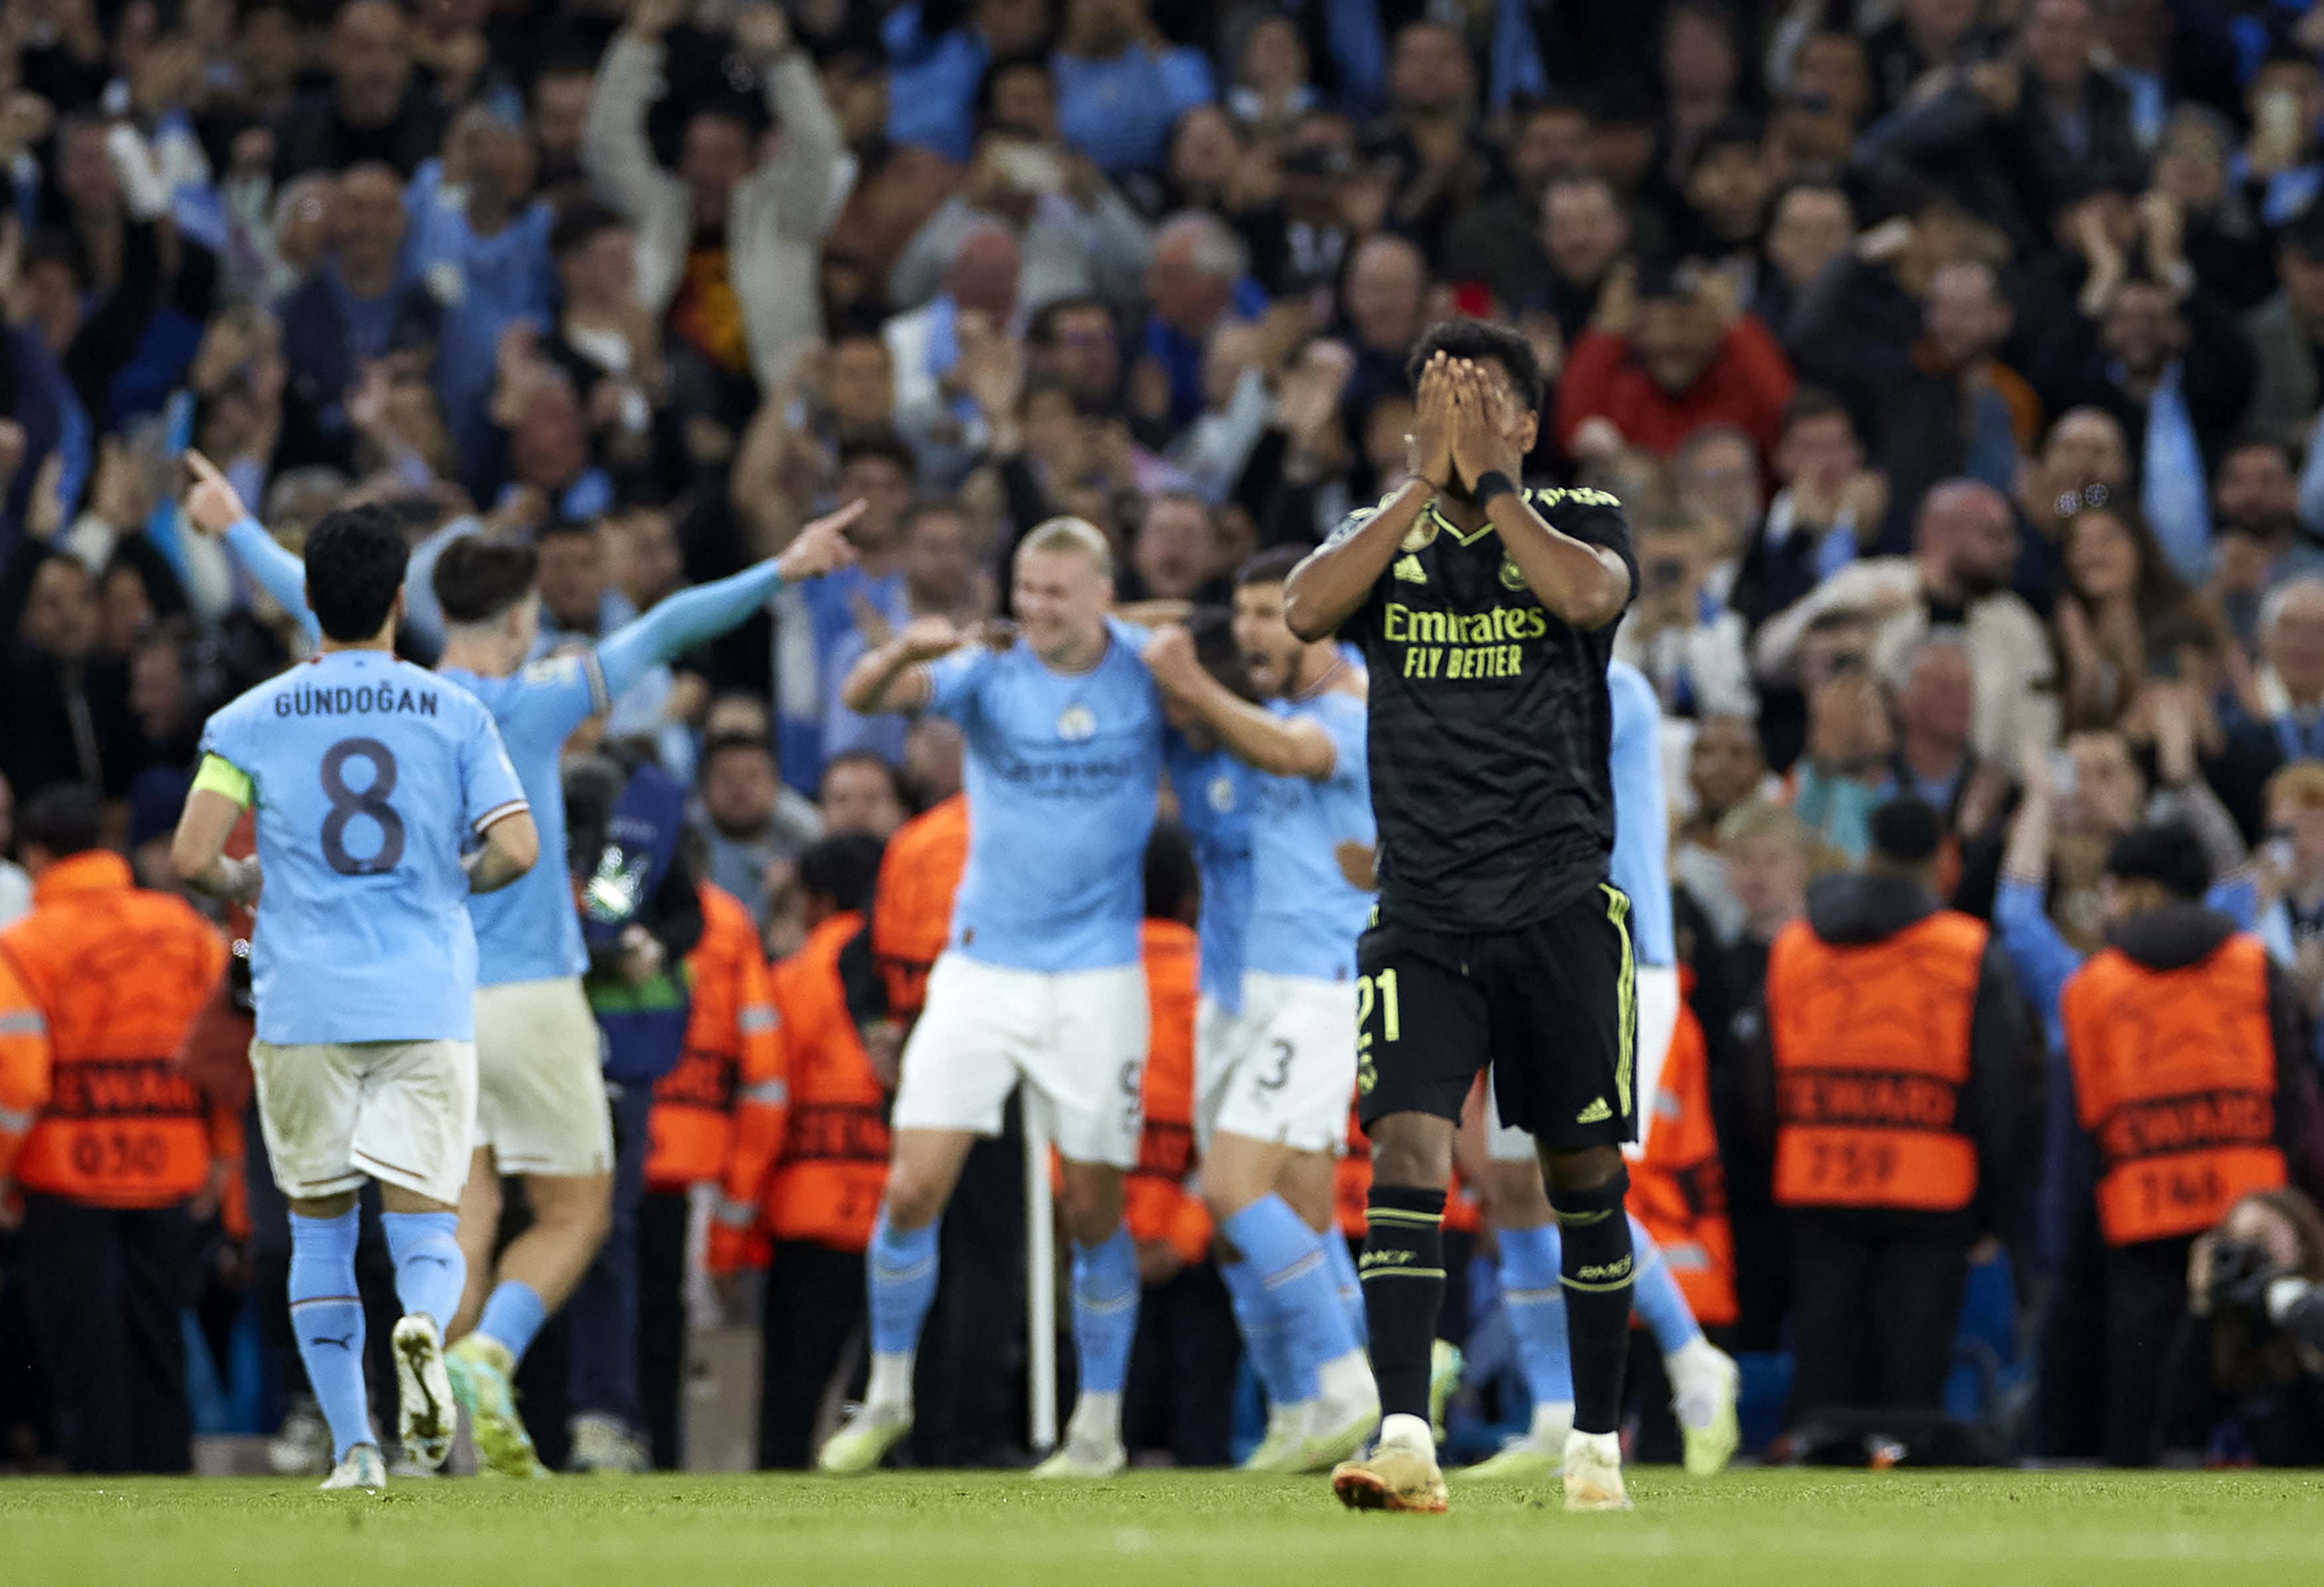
left=1053, top=42, right=1215, bottom=177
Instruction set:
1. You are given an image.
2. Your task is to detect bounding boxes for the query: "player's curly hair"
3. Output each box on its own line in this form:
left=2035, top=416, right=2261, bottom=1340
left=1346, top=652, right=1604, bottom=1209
left=303, top=503, right=410, bottom=642
left=1404, top=318, right=1545, bottom=414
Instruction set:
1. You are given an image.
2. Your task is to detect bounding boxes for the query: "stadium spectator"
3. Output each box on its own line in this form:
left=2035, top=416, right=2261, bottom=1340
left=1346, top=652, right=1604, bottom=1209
left=2179, top=1188, right=2324, bottom=1465
left=690, top=731, right=825, bottom=927
left=273, top=0, right=450, bottom=183
left=1051, top=0, right=1214, bottom=183
left=1556, top=259, right=1796, bottom=464
left=1440, top=96, right=1589, bottom=317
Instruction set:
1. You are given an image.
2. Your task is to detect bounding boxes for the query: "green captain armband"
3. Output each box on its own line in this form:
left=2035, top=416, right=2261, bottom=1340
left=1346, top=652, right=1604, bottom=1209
left=193, top=754, right=255, bottom=808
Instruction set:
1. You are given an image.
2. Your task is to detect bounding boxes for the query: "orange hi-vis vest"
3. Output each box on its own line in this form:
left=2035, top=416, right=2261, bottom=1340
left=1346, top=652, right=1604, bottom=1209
left=1626, top=973, right=1737, bottom=1327
left=647, top=885, right=782, bottom=1193
left=1128, top=919, right=1210, bottom=1266
left=720, top=910, right=891, bottom=1256
left=871, top=795, right=967, bottom=1022
left=2061, top=934, right=2286, bottom=1246
left=0, top=853, right=229, bottom=1208
left=1768, top=910, right=1987, bottom=1214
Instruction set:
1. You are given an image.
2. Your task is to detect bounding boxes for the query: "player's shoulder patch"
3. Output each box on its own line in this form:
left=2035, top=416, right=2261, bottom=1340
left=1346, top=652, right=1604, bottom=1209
left=520, top=655, right=581, bottom=686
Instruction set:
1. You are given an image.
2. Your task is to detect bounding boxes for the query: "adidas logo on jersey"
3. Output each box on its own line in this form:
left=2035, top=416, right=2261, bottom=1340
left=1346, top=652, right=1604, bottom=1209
left=1575, top=1096, right=1612, bottom=1124
left=1393, top=554, right=1428, bottom=584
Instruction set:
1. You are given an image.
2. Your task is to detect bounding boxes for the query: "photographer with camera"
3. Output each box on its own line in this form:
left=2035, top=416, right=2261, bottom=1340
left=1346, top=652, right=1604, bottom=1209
left=2180, top=1189, right=2324, bottom=1465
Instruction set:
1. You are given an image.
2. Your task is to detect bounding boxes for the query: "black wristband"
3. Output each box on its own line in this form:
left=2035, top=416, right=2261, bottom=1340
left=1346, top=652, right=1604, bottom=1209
left=1473, top=470, right=1517, bottom=507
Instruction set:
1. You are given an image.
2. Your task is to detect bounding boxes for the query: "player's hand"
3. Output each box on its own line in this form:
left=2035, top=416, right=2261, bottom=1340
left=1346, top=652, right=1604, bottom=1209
left=1139, top=623, right=1203, bottom=694
left=895, top=614, right=964, bottom=664
left=1407, top=351, right=1453, bottom=493
left=181, top=448, right=249, bottom=536
left=774, top=497, right=867, bottom=583
left=1449, top=361, right=1523, bottom=488
left=1335, top=839, right=1378, bottom=892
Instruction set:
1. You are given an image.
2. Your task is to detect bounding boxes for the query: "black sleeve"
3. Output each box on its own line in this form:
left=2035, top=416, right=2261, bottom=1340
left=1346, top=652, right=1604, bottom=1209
left=1540, top=493, right=1639, bottom=610
left=1968, top=939, right=2038, bottom=1242
left=837, top=923, right=888, bottom=1025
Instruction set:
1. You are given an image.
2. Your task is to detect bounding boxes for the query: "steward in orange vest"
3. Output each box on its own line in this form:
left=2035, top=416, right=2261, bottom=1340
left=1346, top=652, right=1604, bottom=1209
left=2056, top=821, right=2324, bottom=1466
left=710, top=835, right=894, bottom=1470
left=869, top=793, right=967, bottom=1026
left=637, top=880, right=781, bottom=1469
left=0, top=786, right=231, bottom=1473
left=1759, top=798, right=2030, bottom=1426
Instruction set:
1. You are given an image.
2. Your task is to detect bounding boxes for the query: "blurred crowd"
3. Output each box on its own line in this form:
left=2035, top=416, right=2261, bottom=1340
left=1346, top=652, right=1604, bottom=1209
left=7, top=0, right=2324, bottom=1473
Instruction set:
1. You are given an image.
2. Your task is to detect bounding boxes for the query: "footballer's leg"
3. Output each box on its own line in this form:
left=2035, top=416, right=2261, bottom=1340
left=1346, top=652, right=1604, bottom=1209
left=1627, top=1216, right=1740, bottom=1477
left=1459, top=1149, right=1573, bottom=1483
left=819, top=1125, right=976, bottom=1473
left=251, top=1038, right=384, bottom=1491
left=1030, top=961, right=1151, bottom=1480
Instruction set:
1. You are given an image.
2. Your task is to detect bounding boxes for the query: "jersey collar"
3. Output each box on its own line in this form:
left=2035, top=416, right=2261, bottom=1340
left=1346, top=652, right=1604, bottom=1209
left=1426, top=501, right=1499, bottom=548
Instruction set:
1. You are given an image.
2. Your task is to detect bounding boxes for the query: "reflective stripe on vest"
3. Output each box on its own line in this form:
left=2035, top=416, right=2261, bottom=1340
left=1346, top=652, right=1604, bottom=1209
left=14, top=1056, right=210, bottom=1205
left=1769, top=910, right=1986, bottom=1213
left=2062, top=934, right=2287, bottom=1246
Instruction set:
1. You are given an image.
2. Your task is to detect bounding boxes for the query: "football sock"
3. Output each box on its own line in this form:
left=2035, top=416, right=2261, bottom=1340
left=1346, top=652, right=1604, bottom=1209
left=1627, top=1214, right=1703, bottom=1356
left=379, top=1211, right=465, bottom=1333
left=1552, top=1168, right=1635, bottom=1438
left=1495, top=1220, right=1574, bottom=1414
left=1220, top=1257, right=1303, bottom=1408
left=1359, top=1184, right=1446, bottom=1426
left=1068, top=1226, right=1141, bottom=1428
left=475, top=1279, right=548, bottom=1364
left=1321, top=1229, right=1367, bottom=1345
left=288, top=1209, right=371, bottom=1461
left=1225, top=1195, right=1357, bottom=1400
left=867, top=1210, right=940, bottom=1407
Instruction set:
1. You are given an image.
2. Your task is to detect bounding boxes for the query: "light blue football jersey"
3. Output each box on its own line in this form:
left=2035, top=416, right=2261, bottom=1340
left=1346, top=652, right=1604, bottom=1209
left=1165, top=734, right=1256, bottom=1011
left=1245, top=687, right=1374, bottom=983
left=440, top=653, right=609, bottom=985
left=1608, top=658, right=1675, bottom=968
left=924, top=617, right=1165, bottom=972
left=197, top=649, right=528, bottom=1044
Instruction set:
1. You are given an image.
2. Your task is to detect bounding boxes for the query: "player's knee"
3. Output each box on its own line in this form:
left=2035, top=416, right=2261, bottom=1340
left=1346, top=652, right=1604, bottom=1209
left=1543, top=1145, right=1625, bottom=1199
left=1367, top=1114, right=1451, bottom=1190
left=1057, top=1173, right=1123, bottom=1247
left=882, top=1171, right=948, bottom=1233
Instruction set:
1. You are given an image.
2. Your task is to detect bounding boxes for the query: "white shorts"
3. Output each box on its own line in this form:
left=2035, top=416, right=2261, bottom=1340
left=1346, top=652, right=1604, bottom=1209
left=892, top=953, right=1148, bottom=1168
left=1486, top=962, right=1682, bottom=1163
left=473, top=978, right=615, bottom=1177
left=251, top=1038, right=479, bottom=1207
left=1197, top=971, right=1357, bottom=1155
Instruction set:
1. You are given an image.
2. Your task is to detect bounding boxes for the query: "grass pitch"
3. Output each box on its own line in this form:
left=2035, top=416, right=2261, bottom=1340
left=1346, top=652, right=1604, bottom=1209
left=4, top=1467, right=2321, bottom=1586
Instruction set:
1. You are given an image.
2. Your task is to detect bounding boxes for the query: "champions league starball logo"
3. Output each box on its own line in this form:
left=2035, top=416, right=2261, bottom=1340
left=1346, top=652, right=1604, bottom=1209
left=1056, top=705, right=1097, bottom=742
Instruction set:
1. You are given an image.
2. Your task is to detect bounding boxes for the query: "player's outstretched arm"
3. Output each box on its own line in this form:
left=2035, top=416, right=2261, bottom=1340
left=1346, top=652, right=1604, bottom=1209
left=597, top=499, right=865, bottom=699
left=171, top=781, right=262, bottom=904
left=182, top=450, right=321, bottom=645
left=839, top=615, right=963, bottom=716
left=1141, top=626, right=1337, bottom=780
left=1282, top=355, right=1453, bottom=642
left=1450, top=364, right=1630, bottom=630
left=464, top=807, right=540, bottom=894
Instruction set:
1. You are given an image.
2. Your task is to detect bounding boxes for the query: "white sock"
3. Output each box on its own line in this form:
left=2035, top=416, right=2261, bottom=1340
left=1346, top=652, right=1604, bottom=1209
left=1529, top=1398, right=1575, bottom=1448
left=1564, top=1428, right=1620, bottom=1467
left=1316, top=1348, right=1377, bottom=1410
left=1377, top=1412, right=1434, bottom=1455
left=867, top=1350, right=914, bottom=1410
left=1069, top=1390, right=1122, bottom=1448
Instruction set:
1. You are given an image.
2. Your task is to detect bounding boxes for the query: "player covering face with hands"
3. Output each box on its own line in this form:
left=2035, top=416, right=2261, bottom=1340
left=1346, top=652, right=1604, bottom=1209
left=1281, top=322, right=1642, bottom=1513
left=179, top=450, right=861, bottom=1479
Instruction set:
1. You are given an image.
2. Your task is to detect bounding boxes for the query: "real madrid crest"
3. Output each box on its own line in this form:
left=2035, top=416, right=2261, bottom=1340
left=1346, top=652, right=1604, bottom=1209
left=1056, top=704, right=1097, bottom=742
left=1499, top=556, right=1527, bottom=590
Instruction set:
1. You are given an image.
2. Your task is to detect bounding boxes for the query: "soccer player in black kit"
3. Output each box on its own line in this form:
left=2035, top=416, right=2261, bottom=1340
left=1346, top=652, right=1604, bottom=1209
left=1283, top=319, right=1640, bottom=1513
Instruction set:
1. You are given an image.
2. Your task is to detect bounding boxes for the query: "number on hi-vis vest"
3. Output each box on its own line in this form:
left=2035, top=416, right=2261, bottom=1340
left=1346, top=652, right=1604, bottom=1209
left=2133, top=1160, right=2227, bottom=1218
left=68, top=1127, right=171, bottom=1178
left=1805, top=1137, right=1901, bottom=1192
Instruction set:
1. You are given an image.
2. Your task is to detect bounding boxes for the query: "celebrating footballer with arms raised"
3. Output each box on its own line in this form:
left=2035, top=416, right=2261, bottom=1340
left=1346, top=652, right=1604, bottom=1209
left=1283, top=319, right=1643, bottom=1515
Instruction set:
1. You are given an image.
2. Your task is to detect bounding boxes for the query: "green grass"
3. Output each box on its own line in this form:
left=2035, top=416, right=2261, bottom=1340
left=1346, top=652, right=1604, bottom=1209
left=3, top=1468, right=2322, bottom=1586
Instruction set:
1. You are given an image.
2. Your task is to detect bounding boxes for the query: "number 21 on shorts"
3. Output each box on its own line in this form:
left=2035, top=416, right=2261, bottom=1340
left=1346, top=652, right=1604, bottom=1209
left=1355, top=969, right=1400, bottom=1094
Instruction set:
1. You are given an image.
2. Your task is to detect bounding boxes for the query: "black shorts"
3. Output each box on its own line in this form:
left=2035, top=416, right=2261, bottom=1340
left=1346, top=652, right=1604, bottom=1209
left=1354, top=882, right=1637, bottom=1152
